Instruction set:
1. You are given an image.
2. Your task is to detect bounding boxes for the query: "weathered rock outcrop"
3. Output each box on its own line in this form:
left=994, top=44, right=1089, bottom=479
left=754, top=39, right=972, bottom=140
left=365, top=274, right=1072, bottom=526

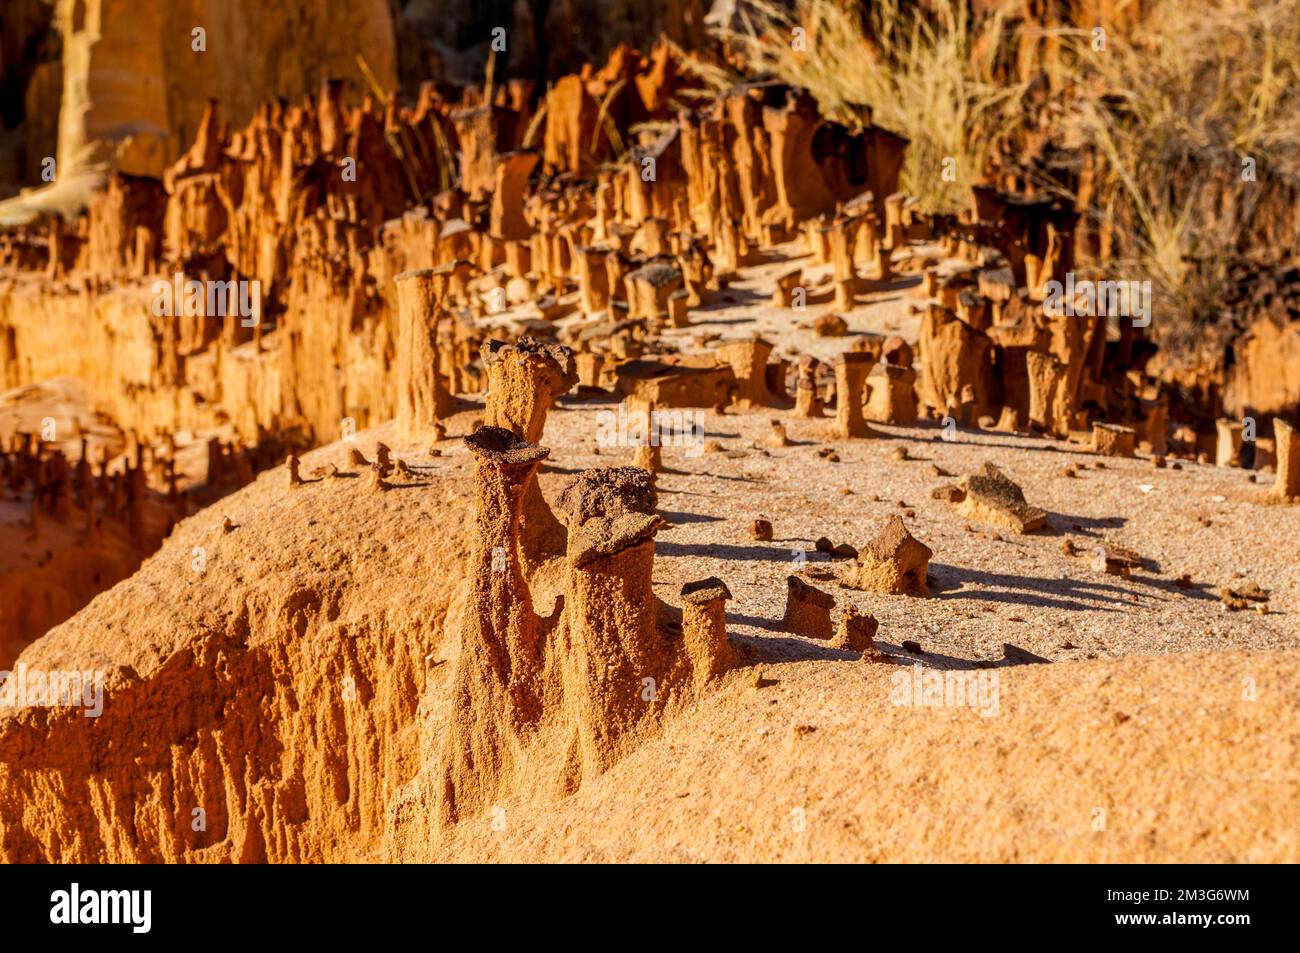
left=939, top=463, right=1048, bottom=534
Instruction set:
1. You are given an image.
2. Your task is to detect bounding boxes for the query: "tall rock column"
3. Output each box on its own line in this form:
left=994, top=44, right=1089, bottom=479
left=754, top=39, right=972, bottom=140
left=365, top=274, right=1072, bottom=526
left=556, top=467, right=667, bottom=780
left=1274, top=419, right=1300, bottom=499
left=833, top=352, right=874, bottom=438
left=438, top=427, right=551, bottom=827
left=481, top=337, right=578, bottom=569
left=394, top=267, right=455, bottom=443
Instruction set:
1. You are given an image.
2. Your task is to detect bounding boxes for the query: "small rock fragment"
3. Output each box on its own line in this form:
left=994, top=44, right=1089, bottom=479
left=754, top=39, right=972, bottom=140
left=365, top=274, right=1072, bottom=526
left=1235, top=580, right=1269, bottom=602
left=952, top=463, right=1047, bottom=533
left=1092, top=423, right=1136, bottom=458
left=766, top=420, right=792, bottom=448
left=859, top=645, right=893, bottom=664
left=931, top=484, right=964, bottom=503
left=1221, top=582, right=1269, bottom=605
left=1091, top=544, right=1142, bottom=577
left=813, top=312, right=848, bottom=337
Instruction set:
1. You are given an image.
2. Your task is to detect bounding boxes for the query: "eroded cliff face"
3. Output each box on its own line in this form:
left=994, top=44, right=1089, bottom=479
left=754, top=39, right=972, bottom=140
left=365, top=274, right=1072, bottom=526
left=0, top=325, right=742, bottom=862
left=0, top=423, right=465, bottom=862
left=5, top=398, right=1299, bottom=864
left=53, top=0, right=398, bottom=179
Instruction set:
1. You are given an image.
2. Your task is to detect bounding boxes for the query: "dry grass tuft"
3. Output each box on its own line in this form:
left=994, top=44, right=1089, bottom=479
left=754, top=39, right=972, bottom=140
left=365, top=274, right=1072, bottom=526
left=1049, top=0, right=1300, bottom=334
left=716, top=0, right=1028, bottom=212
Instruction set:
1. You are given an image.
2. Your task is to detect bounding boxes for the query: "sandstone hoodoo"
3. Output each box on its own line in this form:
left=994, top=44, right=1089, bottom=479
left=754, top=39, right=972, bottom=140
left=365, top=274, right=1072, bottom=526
left=679, top=577, right=741, bottom=690
left=436, top=433, right=748, bottom=824
left=0, top=0, right=1297, bottom=874
left=480, top=335, right=578, bottom=567
left=395, top=267, right=457, bottom=442
left=833, top=351, right=876, bottom=439
left=1274, top=419, right=1300, bottom=500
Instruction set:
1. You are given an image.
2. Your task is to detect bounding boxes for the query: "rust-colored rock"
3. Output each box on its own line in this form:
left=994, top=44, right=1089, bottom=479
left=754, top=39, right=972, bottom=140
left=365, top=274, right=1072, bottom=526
left=842, top=517, right=932, bottom=596
left=780, top=575, right=836, bottom=639
left=865, top=364, right=918, bottom=425
left=833, top=352, right=874, bottom=439
left=395, top=267, right=456, bottom=443
left=949, top=463, right=1048, bottom=534
left=1092, top=423, right=1136, bottom=458
left=1273, top=419, right=1299, bottom=499
left=679, top=577, right=740, bottom=690
left=832, top=604, right=878, bottom=651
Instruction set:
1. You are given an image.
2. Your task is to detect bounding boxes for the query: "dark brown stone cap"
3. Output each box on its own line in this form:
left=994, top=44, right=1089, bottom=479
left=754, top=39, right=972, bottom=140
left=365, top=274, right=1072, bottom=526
left=480, top=336, right=575, bottom=373
left=570, top=512, right=663, bottom=566
left=786, top=574, right=835, bottom=608
left=464, top=426, right=550, bottom=466
left=834, top=351, right=875, bottom=366
left=681, top=577, right=732, bottom=604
